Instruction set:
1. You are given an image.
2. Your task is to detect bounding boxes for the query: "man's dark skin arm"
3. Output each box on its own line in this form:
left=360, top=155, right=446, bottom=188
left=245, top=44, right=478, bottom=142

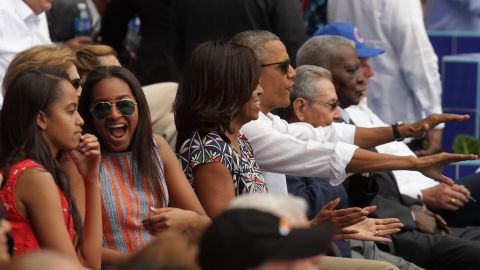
left=353, top=113, right=469, bottom=149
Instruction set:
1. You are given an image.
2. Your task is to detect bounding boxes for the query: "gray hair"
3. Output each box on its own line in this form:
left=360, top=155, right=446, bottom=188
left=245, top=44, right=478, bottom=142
left=227, top=193, right=308, bottom=226
left=230, top=30, right=280, bottom=62
left=293, top=65, right=332, bottom=104
left=273, top=65, right=332, bottom=121
left=296, top=35, right=355, bottom=69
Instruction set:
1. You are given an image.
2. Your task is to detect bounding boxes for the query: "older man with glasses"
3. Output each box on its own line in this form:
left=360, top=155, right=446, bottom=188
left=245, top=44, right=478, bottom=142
left=312, top=22, right=480, bottom=229
left=296, top=26, right=480, bottom=270
left=230, top=30, right=476, bottom=196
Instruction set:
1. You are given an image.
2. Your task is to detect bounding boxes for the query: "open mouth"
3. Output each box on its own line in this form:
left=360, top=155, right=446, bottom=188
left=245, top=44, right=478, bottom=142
left=108, top=123, right=127, bottom=138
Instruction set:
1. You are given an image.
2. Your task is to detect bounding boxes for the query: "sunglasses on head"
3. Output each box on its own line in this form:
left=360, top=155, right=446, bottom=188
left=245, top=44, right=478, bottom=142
left=70, top=78, right=82, bottom=89
left=261, top=59, right=290, bottom=74
left=90, top=99, right=137, bottom=119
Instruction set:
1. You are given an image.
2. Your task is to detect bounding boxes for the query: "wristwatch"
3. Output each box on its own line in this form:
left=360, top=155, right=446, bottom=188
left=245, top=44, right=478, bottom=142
left=392, top=121, right=405, bottom=141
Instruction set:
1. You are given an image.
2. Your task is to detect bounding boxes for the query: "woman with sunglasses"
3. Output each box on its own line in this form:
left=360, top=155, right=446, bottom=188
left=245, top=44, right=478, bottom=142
left=2, top=45, right=82, bottom=95
left=78, top=66, right=209, bottom=266
left=175, top=41, right=267, bottom=218
left=0, top=67, right=102, bottom=269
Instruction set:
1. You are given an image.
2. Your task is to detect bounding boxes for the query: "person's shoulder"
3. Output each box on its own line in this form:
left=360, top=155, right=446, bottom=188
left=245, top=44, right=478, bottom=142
left=197, top=131, right=229, bottom=148
left=14, top=161, right=56, bottom=193
left=242, top=112, right=272, bottom=130
left=153, top=133, right=169, bottom=148
left=178, top=130, right=228, bottom=152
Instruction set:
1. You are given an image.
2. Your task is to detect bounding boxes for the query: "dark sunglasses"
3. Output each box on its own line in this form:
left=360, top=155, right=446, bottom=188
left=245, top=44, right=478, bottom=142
left=261, top=59, right=290, bottom=74
left=319, top=100, right=341, bottom=111
left=70, top=78, right=82, bottom=89
left=90, top=99, right=137, bottom=119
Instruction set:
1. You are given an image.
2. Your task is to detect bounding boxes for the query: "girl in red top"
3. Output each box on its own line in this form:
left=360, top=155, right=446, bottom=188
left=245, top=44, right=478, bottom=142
left=0, top=67, right=102, bottom=269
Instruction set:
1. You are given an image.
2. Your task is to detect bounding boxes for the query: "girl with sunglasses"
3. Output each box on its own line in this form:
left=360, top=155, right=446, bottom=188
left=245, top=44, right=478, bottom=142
left=0, top=67, right=102, bottom=269
left=78, top=66, right=209, bottom=266
left=175, top=41, right=267, bottom=218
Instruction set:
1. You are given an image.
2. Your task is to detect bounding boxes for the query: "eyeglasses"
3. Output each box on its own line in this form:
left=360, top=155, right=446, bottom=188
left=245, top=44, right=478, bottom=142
left=90, top=99, right=137, bottom=119
left=261, top=59, right=290, bottom=74
left=318, top=100, right=341, bottom=111
left=70, top=78, right=82, bottom=89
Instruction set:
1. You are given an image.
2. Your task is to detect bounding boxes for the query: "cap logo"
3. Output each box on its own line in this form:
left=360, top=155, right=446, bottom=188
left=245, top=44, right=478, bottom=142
left=278, top=218, right=291, bottom=236
left=354, top=27, right=364, bottom=43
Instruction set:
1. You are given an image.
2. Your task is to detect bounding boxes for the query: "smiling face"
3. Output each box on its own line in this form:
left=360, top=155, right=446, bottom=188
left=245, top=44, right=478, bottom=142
left=235, top=84, right=264, bottom=125
left=39, top=80, right=84, bottom=156
left=259, top=40, right=296, bottom=113
left=295, top=78, right=341, bottom=127
left=330, top=45, right=365, bottom=108
left=90, top=77, right=139, bottom=152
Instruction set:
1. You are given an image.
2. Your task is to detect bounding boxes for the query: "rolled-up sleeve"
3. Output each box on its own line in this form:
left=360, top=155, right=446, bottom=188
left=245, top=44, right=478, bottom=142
left=241, top=113, right=358, bottom=186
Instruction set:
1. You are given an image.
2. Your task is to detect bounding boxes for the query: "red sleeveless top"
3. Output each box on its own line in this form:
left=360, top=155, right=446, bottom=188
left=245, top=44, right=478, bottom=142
left=0, top=160, right=75, bottom=256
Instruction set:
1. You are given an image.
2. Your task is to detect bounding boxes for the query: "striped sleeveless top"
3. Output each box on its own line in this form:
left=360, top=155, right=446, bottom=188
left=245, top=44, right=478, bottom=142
left=100, top=148, right=169, bottom=253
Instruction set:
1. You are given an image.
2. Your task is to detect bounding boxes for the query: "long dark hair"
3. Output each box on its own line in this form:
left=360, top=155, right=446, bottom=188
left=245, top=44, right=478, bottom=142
left=78, top=66, right=162, bottom=194
left=174, top=41, right=260, bottom=151
left=0, top=67, right=84, bottom=251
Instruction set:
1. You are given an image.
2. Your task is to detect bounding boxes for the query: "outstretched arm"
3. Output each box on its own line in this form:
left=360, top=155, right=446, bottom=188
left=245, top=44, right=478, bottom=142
left=354, top=114, right=469, bottom=149
left=346, top=148, right=477, bottom=185
left=243, top=113, right=474, bottom=186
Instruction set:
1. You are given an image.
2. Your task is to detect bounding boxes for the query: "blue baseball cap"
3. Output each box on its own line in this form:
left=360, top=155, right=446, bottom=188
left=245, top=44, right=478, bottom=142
left=313, top=22, right=385, bottom=58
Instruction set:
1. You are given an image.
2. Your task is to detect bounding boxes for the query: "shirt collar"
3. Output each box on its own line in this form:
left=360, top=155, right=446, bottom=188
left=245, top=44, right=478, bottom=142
left=340, top=108, right=351, bottom=124
left=13, top=0, right=39, bottom=21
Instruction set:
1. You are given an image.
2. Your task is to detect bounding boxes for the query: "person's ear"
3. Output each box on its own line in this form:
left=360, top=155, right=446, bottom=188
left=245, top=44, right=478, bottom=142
left=293, top=98, right=307, bottom=122
left=36, top=111, right=48, bottom=131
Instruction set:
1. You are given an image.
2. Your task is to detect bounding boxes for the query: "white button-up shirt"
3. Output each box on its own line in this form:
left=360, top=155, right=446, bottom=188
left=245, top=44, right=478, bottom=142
left=347, top=99, right=438, bottom=199
left=328, top=0, right=443, bottom=124
left=241, top=112, right=358, bottom=193
left=0, top=0, right=52, bottom=107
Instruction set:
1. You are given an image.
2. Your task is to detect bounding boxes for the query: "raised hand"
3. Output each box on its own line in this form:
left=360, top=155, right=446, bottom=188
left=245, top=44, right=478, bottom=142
left=66, top=133, right=101, bottom=184
left=416, top=152, right=478, bottom=186
left=409, top=114, right=469, bottom=139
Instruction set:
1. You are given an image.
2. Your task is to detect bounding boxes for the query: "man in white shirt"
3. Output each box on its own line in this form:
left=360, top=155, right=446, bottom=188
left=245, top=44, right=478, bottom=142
left=230, top=30, right=476, bottom=194
left=0, top=0, right=53, bottom=107
left=282, top=64, right=480, bottom=270
left=328, top=0, right=444, bottom=156
left=304, top=24, right=480, bottom=227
